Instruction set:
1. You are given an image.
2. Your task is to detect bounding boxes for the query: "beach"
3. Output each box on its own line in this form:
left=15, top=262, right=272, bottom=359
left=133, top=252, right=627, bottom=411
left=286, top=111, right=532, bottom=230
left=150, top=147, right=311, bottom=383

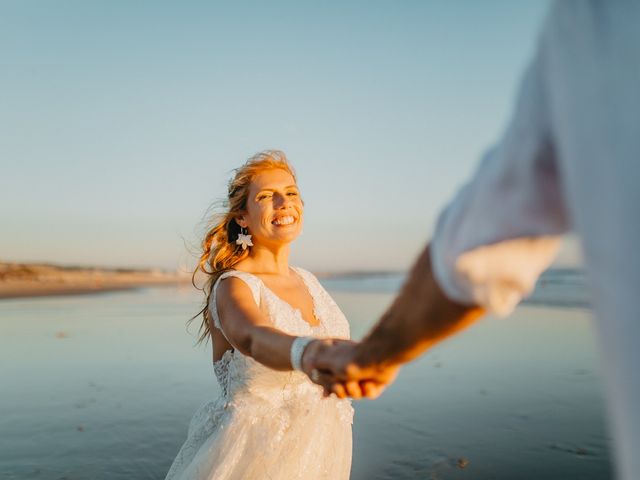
left=0, top=262, right=185, bottom=299
left=0, top=273, right=612, bottom=479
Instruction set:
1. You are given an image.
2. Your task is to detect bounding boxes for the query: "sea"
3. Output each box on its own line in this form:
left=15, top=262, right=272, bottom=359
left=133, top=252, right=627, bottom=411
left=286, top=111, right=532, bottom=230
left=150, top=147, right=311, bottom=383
left=0, top=268, right=612, bottom=479
left=321, top=268, right=592, bottom=309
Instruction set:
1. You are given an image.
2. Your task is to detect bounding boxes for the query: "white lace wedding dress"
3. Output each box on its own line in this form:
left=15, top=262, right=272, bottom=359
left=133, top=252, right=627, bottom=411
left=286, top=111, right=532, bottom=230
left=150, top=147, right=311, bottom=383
left=165, top=267, right=353, bottom=480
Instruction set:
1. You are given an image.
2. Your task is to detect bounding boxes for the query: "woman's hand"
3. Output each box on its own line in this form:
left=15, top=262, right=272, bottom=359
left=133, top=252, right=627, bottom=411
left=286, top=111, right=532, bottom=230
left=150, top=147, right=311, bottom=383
left=301, top=338, right=400, bottom=400
left=300, top=338, right=352, bottom=378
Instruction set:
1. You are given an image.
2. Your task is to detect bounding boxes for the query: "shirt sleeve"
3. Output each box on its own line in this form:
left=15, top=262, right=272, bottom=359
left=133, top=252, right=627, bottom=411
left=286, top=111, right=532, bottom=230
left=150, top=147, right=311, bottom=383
left=430, top=23, right=570, bottom=317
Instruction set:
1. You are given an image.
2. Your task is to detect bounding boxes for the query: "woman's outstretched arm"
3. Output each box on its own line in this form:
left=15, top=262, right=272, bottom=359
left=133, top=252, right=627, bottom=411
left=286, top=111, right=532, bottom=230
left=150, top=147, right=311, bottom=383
left=216, top=276, right=327, bottom=371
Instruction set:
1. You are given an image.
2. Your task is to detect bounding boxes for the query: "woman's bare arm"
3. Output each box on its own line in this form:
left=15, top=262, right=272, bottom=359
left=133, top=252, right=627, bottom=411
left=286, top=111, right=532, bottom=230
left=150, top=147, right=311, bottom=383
left=216, top=277, right=324, bottom=371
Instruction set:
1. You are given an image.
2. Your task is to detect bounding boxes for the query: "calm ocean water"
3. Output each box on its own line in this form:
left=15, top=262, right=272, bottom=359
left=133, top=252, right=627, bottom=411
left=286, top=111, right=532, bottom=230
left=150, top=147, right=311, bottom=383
left=0, top=269, right=612, bottom=479
left=322, top=268, right=591, bottom=309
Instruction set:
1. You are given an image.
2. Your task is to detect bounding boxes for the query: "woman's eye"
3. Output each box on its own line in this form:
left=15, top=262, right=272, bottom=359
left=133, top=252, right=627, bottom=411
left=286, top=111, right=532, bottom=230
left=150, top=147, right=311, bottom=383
left=257, top=194, right=272, bottom=201
left=287, top=192, right=298, bottom=196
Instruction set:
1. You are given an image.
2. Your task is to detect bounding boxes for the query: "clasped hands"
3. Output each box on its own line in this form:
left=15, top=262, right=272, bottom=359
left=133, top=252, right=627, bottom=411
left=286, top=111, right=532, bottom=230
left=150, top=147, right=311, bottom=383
left=300, top=339, right=400, bottom=400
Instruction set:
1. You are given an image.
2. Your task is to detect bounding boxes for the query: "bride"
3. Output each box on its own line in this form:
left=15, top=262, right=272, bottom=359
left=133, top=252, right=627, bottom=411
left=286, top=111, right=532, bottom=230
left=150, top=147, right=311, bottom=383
left=165, top=151, right=354, bottom=479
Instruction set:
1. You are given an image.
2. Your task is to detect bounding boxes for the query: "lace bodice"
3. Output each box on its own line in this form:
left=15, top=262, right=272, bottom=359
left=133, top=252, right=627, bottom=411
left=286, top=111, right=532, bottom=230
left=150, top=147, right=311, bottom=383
left=209, top=267, right=350, bottom=403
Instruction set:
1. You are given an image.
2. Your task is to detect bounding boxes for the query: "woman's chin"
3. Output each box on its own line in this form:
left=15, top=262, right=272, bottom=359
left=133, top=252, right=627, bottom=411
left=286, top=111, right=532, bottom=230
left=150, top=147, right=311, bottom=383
left=264, top=229, right=301, bottom=245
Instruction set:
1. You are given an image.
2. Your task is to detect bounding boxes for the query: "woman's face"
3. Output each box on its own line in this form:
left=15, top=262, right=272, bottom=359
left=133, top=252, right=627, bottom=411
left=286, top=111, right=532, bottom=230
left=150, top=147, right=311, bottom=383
left=238, top=168, right=303, bottom=247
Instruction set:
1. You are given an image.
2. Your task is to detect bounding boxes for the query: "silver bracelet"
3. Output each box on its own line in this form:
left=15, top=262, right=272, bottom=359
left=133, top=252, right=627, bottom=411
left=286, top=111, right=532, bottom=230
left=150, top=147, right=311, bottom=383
left=290, top=336, right=315, bottom=371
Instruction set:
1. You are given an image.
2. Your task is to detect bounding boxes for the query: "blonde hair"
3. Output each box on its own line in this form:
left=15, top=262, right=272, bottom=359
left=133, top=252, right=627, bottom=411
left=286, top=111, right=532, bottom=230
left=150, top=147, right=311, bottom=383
left=189, top=150, right=297, bottom=345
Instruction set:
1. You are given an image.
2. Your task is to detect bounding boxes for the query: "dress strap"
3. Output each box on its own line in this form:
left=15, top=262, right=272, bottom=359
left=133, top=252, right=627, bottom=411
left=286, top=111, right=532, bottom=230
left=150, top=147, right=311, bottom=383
left=291, top=266, right=320, bottom=298
left=209, top=270, right=262, bottom=335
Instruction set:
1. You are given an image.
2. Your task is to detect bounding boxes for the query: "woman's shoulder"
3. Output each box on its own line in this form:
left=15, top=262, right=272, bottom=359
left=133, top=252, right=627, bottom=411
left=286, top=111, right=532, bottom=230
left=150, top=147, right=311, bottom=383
left=213, top=269, right=262, bottom=306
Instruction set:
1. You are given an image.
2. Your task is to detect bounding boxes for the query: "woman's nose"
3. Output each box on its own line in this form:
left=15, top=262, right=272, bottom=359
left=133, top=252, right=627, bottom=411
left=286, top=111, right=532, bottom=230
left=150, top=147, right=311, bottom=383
left=274, top=193, right=290, bottom=209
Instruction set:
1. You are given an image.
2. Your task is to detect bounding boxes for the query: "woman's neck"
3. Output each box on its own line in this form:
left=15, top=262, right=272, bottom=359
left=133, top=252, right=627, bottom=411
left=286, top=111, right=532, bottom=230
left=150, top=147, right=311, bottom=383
left=244, top=243, right=291, bottom=276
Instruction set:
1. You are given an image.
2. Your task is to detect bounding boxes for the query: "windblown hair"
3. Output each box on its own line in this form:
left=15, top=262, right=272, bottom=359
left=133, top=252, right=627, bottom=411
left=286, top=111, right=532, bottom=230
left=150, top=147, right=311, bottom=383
left=189, top=150, right=297, bottom=345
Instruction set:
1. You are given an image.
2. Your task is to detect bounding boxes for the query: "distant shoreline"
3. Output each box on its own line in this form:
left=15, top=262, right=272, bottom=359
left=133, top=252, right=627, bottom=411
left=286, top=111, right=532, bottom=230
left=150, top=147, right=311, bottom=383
left=0, top=262, right=187, bottom=300
left=314, top=270, right=406, bottom=279
left=0, top=262, right=408, bottom=300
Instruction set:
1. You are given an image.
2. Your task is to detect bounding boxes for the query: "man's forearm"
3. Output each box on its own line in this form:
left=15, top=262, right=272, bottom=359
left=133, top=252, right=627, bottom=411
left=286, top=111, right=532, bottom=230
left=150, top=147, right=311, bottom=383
left=354, top=245, right=485, bottom=368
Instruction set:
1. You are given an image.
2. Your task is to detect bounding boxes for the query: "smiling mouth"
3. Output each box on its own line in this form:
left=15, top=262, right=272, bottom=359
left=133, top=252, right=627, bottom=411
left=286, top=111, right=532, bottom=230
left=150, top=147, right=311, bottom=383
left=271, top=215, right=296, bottom=226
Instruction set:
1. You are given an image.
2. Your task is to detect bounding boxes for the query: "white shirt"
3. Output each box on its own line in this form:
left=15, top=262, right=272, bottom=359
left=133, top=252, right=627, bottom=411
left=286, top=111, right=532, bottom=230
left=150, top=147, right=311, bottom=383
left=430, top=1, right=640, bottom=478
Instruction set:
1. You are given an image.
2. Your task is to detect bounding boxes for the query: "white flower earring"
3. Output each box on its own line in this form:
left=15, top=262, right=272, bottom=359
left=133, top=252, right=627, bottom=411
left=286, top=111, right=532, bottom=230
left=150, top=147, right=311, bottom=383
left=236, top=227, right=253, bottom=250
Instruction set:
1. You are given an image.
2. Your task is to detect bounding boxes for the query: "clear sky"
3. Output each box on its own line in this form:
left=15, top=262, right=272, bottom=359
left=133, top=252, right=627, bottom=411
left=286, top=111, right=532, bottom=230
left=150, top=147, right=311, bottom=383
left=2, top=0, right=577, bottom=272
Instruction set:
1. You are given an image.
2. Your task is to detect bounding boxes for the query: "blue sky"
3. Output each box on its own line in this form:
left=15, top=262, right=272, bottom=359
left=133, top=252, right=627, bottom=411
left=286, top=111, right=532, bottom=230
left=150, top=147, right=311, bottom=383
left=1, top=0, right=577, bottom=272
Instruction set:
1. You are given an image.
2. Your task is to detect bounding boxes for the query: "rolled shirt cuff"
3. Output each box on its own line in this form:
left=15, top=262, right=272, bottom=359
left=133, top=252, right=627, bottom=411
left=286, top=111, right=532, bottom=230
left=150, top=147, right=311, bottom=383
left=431, top=235, right=562, bottom=317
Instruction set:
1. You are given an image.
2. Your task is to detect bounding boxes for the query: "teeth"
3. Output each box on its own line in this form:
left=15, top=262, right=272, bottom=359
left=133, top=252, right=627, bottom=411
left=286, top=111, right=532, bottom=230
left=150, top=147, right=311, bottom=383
left=272, top=215, right=295, bottom=226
